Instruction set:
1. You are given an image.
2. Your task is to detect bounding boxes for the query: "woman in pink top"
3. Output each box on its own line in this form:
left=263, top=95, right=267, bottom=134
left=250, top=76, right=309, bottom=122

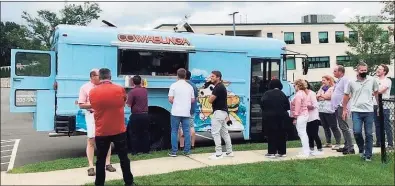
left=317, top=75, right=341, bottom=150
left=291, top=79, right=310, bottom=157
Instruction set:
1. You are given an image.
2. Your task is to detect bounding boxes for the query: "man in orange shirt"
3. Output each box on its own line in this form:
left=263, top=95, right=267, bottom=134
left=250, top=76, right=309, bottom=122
left=89, top=68, right=134, bottom=186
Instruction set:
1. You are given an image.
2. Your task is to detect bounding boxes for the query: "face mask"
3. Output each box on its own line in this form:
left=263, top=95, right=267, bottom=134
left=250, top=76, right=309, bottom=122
left=359, top=72, right=367, bottom=78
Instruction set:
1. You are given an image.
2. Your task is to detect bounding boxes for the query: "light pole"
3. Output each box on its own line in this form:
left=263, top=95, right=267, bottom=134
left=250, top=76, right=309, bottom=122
left=229, top=11, right=239, bottom=36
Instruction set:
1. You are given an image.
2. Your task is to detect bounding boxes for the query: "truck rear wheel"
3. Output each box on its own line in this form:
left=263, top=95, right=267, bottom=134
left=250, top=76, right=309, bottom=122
left=148, top=107, right=171, bottom=151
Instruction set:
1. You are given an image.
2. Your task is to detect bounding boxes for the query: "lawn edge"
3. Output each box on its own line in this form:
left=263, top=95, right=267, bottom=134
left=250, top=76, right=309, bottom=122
left=8, top=141, right=302, bottom=174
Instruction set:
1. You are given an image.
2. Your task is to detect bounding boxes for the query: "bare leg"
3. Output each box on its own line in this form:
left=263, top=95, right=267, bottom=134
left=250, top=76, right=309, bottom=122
left=179, top=128, right=184, bottom=148
left=105, top=144, right=112, bottom=165
left=190, top=127, right=196, bottom=147
left=87, top=138, right=95, bottom=168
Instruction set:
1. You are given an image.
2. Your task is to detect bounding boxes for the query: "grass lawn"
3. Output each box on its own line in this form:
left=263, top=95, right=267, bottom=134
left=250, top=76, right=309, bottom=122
left=9, top=141, right=302, bottom=174
left=98, top=153, right=395, bottom=186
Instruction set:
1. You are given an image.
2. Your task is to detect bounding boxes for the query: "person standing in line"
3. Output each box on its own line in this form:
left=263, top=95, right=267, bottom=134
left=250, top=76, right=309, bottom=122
left=89, top=68, right=134, bottom=186
left=260, top=79, right=290, bottom=158
left=332, top=65, right=355, bottom=155
left=305, top=80, right=323, bottom=155
left=342, top=62, right=379, bottom=161
left=168, top=68, right=195, bottom=157
left=179, top=70, right=198, bottom=150
left=290, top=79, right=311, bottom=158
left=208, top=70, right=234, bottom=160
left=373, top=64, right=393, bottom=150
left=316, top=75, right=342, bottom=150
left=77, top=68, right=116, bottom=176
left=126, top=75, right=150, bottom=155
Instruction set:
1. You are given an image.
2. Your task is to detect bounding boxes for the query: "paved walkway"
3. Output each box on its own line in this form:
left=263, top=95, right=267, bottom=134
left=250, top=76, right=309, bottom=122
left=1, top=146, right=380, bottom=185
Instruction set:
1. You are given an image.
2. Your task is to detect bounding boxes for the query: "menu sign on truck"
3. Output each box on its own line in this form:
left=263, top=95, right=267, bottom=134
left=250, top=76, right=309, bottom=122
left=118, top=34, right=191, bottom=46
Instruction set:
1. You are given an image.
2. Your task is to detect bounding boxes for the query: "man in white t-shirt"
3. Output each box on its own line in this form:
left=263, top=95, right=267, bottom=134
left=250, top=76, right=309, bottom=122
left=373, top=64, right=393, bottom=150
left=168, top=68, right=195, bottom=157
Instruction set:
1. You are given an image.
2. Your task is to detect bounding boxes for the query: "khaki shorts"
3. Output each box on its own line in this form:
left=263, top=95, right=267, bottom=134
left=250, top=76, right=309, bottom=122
left=84, top=110, right=95, bottom=138
left=179, top=117, right=194, bottom=129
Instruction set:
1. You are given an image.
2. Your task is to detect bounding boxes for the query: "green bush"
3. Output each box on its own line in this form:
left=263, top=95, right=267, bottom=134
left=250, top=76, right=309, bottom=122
left=0, top=67, right=10, bottom=78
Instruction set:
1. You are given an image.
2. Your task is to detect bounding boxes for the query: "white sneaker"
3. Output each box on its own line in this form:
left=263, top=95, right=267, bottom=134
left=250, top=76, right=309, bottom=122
left=224, top=152, right=234, bottom=157
left=276, top=154, right=287, bottom=158
left=311, top=151, right=324, bottom=156
left=208, top=153, right=223, bottom=160
left=265, top=154, right=277, bottom=158
left=332, top=145, right=341, bottom=150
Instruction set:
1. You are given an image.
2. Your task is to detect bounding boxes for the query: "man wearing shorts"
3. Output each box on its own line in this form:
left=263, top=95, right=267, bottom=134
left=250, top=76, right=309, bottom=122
left=78, top=69, right=116, bottom=176
left=179, top=70, right=198, bottom=150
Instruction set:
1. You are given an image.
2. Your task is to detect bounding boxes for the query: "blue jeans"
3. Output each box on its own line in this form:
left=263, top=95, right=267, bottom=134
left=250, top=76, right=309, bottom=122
left=351, top=112, right=374, bottom=158
left=374, top=106, right=393, bottom=147
left=170, top=115, right=191, bottom=154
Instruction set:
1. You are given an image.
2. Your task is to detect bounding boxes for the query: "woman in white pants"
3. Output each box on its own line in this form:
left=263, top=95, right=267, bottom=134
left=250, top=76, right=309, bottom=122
left=290, top=79, right=311, bottom=157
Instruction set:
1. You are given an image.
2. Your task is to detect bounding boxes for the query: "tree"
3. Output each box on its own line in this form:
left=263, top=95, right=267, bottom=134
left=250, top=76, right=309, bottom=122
left=381, top=1, right=395, bottom=38
left=381, top=1, right=395, bottom=22
left=22, top=2, right=102, bottom=48
left=0, top=21, right=44, bottom=67
left=344, top=16, right=395, bottom=75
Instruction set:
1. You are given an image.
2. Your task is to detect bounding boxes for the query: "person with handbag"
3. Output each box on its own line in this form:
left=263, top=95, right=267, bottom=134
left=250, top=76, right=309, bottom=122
left=290, top=79, right=311, bottom=158
left=317, top=75, right=342, bottom=150
left=260, top=79, right=290, bottom=158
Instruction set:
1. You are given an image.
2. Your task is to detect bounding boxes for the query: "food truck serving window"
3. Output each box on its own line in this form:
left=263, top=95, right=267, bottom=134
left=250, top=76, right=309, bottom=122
left=118, top=49, right=188, bottom=76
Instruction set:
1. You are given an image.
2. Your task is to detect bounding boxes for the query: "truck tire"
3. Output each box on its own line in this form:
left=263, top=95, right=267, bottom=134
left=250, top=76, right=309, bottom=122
left=148, top=108, right=171, bottom=151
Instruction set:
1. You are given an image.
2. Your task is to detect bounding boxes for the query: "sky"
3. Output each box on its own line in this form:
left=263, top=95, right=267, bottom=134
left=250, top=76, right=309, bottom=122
left=1, top=0, right=387, bottom=30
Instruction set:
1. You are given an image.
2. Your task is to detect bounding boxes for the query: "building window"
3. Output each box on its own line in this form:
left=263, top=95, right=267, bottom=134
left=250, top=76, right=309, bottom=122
left=307, top=56, right=330, bottom=69
left=349, top=31, right=358, bottom=42
left=286, top=58, right=296, bottom=70
left=284, top=32, right=295, bottom=44
left=318, top=32, right=328, bottom=43
left=267, top=33, right=273, bottom=38
left=335, top=31, right=344, bottom=43
left=301, top=32, right=311, bottom=44
left=336, top=56, right=353, bottom=67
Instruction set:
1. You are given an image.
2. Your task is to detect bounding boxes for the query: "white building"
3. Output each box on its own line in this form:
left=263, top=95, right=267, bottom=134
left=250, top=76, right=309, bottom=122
left=155, top=22, right=394, bottom=82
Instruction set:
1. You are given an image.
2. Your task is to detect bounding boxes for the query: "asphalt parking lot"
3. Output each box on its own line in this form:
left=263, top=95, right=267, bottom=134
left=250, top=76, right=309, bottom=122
left=1, top=139, right=20, bottom=171
left=1, top=87, right=243, bottom=171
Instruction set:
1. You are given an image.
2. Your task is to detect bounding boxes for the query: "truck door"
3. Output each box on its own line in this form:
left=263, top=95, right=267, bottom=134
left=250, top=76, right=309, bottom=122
left=249, top=58, right=280, bottom=141
left=9, top=49, right=56, bottom=131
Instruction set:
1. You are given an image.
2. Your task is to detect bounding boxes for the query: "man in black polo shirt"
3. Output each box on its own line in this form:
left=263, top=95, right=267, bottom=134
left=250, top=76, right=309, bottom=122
left=208, top=70, right=234, bottom=160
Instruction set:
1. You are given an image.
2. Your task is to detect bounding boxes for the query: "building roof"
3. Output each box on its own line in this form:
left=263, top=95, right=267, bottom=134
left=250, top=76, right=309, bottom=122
left=154, top=22, right=392, bottom=29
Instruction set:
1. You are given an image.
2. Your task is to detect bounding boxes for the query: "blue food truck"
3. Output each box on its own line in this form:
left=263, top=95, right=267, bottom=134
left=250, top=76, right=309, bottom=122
left=9, top=23, right=308, bottom=150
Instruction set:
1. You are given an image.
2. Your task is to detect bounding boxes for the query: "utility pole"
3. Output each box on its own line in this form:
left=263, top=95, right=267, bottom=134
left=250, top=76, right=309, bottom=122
left=229, top=11, right=239, bottom=36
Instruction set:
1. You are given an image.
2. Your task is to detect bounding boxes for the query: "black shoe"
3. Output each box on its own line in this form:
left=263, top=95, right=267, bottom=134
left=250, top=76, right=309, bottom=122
left=336, top=148, right=346, bottom=152
left=374, top=144, right=381, bottom=147
left=342, top=149, right=355, bottom=155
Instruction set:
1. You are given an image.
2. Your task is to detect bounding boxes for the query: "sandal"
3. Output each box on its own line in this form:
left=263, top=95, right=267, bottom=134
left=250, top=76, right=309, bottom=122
left=87, top=168, right=96, bottom=176
left=106, top=164, right=117, bottom=172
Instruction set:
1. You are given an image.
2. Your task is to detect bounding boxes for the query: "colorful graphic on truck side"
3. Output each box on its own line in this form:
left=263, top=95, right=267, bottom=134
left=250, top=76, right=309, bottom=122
left=190, top=69, right=246, bottom=132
